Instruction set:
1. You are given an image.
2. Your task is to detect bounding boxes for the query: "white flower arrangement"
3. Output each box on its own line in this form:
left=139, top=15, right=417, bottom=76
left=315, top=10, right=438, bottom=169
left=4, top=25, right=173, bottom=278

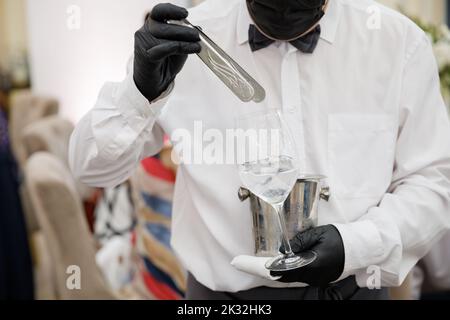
left=412, top=19, right=450, bottom=107
left=434, top=40, right=450, bottom=70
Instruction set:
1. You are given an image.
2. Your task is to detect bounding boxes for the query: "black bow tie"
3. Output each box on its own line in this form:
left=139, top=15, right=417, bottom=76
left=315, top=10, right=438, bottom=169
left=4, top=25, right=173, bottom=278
left=248, top=24, right=321, bottom=53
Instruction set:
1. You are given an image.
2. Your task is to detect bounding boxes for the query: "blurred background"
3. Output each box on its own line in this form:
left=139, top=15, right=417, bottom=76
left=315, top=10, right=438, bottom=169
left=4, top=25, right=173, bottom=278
left=0, top=0, right=449, bottom=300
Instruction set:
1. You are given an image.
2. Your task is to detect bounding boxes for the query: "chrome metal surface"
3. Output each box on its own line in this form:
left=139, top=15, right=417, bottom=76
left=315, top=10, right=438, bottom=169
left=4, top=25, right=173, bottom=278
left=239, top=176, right=330, bottom=257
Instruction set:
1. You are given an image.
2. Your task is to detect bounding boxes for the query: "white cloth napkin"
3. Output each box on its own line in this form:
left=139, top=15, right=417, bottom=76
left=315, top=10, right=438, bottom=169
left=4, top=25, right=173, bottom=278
left=96, top=235, right=132, bottom=290
left=231, top=255, right=281, bottom=281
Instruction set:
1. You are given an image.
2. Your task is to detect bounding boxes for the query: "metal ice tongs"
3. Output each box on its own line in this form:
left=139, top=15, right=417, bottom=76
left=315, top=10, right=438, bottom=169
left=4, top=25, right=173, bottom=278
left=169, top=19, right=266, bottom=103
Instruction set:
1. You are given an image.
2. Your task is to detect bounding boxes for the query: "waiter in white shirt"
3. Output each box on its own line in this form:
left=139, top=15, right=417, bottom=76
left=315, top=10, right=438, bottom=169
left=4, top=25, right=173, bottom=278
left=69, top=0, right=450, bottom=300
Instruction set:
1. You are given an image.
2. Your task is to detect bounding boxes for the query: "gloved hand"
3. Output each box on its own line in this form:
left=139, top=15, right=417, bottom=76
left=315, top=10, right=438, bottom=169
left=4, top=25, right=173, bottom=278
left=133, top=3, right=201, bottom=102
left=271, top=225, right=345, bottom=287
left=231, top=225, right=345, bottom=287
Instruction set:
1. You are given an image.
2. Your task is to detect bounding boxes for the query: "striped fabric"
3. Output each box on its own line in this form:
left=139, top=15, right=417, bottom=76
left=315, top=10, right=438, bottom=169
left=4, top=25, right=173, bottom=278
left=130, top=147, right=186, bottom=300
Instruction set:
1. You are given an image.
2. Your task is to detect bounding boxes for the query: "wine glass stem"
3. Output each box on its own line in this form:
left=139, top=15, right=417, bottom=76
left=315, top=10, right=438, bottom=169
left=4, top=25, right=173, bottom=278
left=272, top=203, right=295, bottom=258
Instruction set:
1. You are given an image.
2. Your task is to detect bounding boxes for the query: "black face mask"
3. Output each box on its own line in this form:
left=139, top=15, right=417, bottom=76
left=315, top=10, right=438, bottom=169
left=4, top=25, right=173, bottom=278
left=246, top=0, right=327, bottom=41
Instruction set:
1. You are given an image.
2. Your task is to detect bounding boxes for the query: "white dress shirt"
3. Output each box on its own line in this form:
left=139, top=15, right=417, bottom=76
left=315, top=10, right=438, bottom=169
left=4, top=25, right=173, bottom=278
left=422, top=232, right=450, bottom=291
left=69, top=0, right=450, bottom=292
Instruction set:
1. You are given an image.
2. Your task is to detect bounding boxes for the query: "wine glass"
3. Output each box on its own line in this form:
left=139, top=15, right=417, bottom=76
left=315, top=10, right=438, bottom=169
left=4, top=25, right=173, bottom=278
left=235, top=109, right=317, bottom=272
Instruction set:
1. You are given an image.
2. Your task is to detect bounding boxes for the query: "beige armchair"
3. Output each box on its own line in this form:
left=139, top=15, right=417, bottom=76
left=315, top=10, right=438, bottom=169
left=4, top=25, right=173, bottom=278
left=20, top=116, right=74, bottom=234
left=9, top=91, right=59, bottom=168
left=22, top=115, right=73, bottom=165
left=21, top=115, right=94, bottom=200
left=25, top=152, right=116, bottom=300
left=20, top=116, right=100, bottom=299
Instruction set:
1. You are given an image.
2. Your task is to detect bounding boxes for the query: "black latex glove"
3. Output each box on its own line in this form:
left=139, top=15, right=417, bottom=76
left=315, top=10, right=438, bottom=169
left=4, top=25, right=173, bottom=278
left=133, top=3, right=201, bottom=102
left=271, top=225, right=345, bottom=287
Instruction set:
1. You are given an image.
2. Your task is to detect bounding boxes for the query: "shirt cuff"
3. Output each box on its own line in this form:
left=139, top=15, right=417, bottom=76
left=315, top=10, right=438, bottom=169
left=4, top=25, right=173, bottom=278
left=332, top=220, right=384, bottom=281
left=116, top=72, right=169, bottom=121
left=94, top=74, right=171, bottom=161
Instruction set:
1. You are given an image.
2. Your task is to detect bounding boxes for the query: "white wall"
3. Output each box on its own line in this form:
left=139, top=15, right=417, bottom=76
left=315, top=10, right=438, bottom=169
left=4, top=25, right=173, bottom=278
left=26, top=0, right=190, bottom=122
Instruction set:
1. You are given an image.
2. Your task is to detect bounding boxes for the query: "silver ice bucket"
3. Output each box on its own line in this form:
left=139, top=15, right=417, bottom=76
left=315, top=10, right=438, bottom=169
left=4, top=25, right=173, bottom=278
left=238, top=175, right=330, bottom=257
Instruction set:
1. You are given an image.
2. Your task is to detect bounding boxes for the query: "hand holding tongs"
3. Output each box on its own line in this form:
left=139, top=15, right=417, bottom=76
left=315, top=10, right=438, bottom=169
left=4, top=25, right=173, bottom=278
left=169, top=19, right=266, bottom=103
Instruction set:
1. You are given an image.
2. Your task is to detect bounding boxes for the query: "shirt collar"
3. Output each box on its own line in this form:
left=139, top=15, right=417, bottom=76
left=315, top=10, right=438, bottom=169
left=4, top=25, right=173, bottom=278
left=236, top=0, right=341, bottom=46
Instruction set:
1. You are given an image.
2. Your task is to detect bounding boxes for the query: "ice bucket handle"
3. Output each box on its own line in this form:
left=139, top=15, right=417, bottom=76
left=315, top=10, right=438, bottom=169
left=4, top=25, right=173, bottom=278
left=238, top=187, right=251, bottom=202
left=320, top=186, right=331, bottom=202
